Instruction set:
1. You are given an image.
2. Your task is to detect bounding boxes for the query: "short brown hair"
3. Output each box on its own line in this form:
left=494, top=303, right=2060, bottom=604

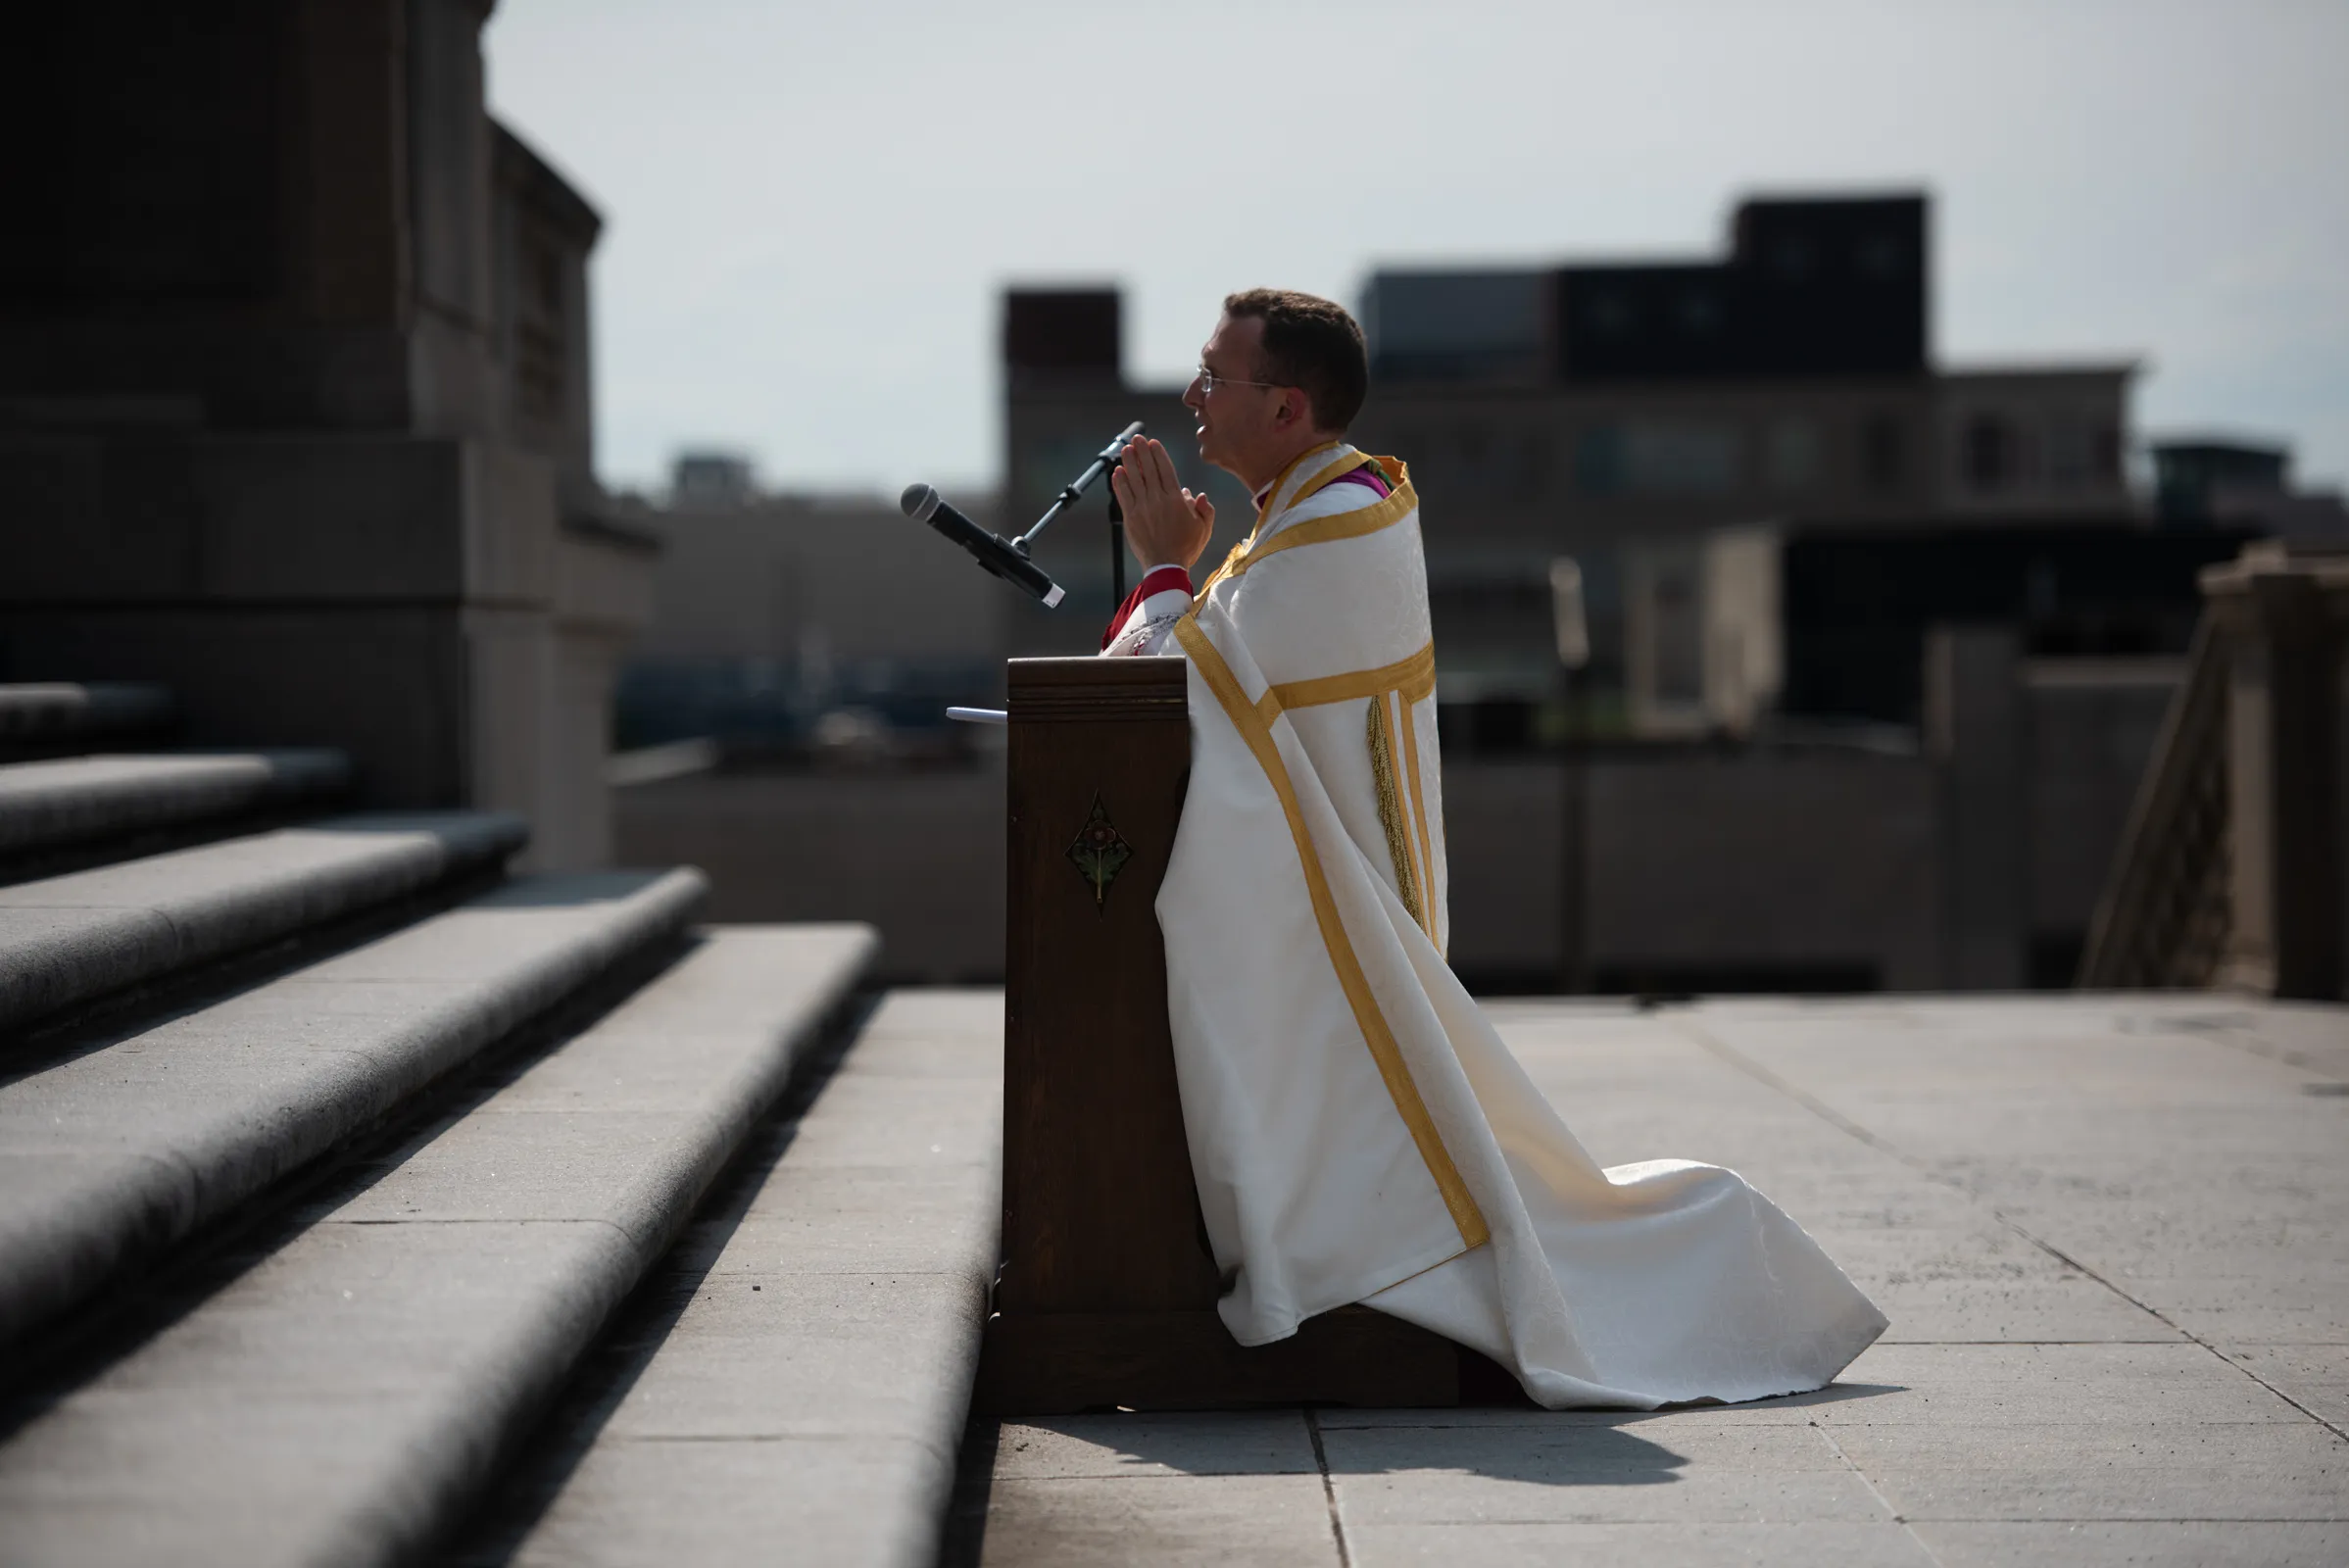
left=1223, top=288, right=1368, bottom=433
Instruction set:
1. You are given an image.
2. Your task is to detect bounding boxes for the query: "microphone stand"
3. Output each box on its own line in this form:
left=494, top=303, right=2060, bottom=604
left=1013, top=420, right=1144, bottom=614
left=1109, top=483, right=1126, bottom=610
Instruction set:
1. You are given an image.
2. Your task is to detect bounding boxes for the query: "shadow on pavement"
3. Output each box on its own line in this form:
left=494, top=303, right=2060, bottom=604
left=981, top=1379, right=1908, bottom=1494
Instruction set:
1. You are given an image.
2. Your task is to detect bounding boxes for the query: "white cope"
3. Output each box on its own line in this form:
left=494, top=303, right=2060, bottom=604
left=1109, top=440, right=1886, bottom=1408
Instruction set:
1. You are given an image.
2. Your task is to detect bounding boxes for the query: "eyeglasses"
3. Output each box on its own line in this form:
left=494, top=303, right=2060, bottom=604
left=1195, top=365, right=1281, bottom=394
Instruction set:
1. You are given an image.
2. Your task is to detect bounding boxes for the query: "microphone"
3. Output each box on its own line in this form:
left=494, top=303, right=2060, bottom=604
left=900, top=483, right=1066, bottom=608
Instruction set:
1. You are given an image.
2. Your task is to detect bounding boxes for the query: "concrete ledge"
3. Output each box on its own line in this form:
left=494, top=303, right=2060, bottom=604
left=498, top=989, right=1003, bottom=1568
left=0, top=750, right=350, bottom=857
left=0, top=921, right=876, bottom=1567
left=0, top=810, right=526, bottom=1034
left=0, top=867, right=710, bottom=1348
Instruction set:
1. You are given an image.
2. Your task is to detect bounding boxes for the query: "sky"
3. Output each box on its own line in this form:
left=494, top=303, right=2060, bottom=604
left=483, top=0, right=2349, bottom=499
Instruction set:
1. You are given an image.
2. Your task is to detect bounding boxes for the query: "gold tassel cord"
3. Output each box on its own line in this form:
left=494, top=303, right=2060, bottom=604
left=1366, top=695, right=1425, bottom=930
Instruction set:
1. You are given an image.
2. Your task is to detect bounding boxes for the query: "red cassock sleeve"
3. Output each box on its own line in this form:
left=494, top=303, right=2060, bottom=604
left=1101, top=564, right=1195, bottom=650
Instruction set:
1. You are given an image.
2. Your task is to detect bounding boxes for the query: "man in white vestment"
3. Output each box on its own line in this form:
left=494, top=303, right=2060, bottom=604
left=1102, top=289, right=1886, bottom=1408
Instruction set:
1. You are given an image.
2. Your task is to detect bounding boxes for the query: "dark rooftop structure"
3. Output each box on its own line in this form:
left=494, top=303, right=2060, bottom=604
left=1780, top=522, right=2256, bottom=724
left=2152, top=438, right=2290, bottom=524
left=1365, top=194, right=1930, bottom=385
left=1002, top=288, right=1121, bottom=387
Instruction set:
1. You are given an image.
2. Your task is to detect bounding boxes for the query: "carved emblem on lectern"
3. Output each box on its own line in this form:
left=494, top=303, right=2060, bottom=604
left=1066, top=794, right=1133, bottom=908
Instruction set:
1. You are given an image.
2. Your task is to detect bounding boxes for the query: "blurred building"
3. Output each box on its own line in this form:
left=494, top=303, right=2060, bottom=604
left=610, top=459, right=1016, bottom=984
left=1669, top=521, right=2252, bottom=738
left=612, top=459, right=1009, bottom=756
left=1003, top=194, right=2139, bottom=733
left=0, top=1, right=650, bottom=867
left=622, top=192, right=2312, bottom=998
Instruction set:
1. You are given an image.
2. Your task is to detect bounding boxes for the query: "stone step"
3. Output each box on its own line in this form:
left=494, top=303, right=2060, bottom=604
left=0, top=866, right=708, bottom=1348
left=0, top=921, right=877, bottom=1568
left=0, top=750, right=350, bottom=865
left=0, top=683, right=174, bottom=758
left=476, top=988, right=1003, bottom=1568
left=0, top=810, right=527, bottom=1037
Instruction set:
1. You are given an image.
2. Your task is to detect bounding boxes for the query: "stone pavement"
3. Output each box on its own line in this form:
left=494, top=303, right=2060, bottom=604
left=954, top=995, right=2349, bottom=1567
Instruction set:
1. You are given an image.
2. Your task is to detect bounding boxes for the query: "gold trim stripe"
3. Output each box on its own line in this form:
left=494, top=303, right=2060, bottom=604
left=1231, top=476, right=1416, bottom=580
left=1259, top=440, right=1349, bottom=519
left=1174, top=615, right=1490, bottom=1250
left=1191, top=442, right=1347, bottom=605
left=1193, top=554, right=1239, bottom=605
left=1247, top=640, right=1443, bottom=950
left=1193, top=451, right=1418, bottom=606
left=1253, top=641, right=1436, bottom=727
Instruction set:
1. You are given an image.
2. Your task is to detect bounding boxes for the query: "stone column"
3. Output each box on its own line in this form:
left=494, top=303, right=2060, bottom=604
left=0, top=1, right=653, bottom=870
left=2204, top=547, right=2347, bottom=1000
left=545, top=521, right=661, bottom=869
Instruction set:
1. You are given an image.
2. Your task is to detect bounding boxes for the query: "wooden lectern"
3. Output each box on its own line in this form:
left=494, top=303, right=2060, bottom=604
left=975, top=656, right=1518, bottom=1414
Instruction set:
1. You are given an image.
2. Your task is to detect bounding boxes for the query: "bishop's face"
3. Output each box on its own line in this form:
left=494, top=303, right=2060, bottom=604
left=1184, top=313, right=1289, bottom=491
